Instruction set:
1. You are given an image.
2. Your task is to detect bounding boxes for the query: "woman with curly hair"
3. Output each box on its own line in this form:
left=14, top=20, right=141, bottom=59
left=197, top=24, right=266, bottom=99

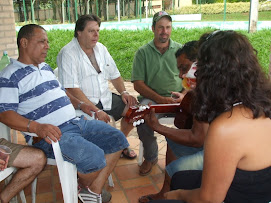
left=154, top=30, right=271, bottom=203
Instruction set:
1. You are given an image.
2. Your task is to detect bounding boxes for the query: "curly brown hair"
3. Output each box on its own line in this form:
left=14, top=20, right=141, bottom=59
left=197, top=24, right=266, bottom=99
left=193, top=30, right=271, bottom=123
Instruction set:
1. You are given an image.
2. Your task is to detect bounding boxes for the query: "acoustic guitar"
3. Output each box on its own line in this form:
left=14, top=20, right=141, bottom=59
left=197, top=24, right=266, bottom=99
left=125, top=91, right=194, bottom=129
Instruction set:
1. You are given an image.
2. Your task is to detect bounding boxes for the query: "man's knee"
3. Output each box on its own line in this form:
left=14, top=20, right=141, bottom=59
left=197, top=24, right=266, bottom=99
left=29, top=148, right=47, bottom=172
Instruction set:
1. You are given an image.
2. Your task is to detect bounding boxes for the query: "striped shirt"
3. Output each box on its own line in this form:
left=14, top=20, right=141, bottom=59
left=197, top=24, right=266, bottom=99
left=57, top=38, right=120, bottom=110
left=0, top=59, right=76, bottom=137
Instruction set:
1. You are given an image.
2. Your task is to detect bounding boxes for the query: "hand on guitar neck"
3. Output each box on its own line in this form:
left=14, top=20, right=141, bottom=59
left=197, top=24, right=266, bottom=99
left=125, top=91, right=194, bottom=128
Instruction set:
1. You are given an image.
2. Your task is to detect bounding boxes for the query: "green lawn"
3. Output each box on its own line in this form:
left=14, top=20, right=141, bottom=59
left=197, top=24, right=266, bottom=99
left=46, top=28, right=271, bottom=80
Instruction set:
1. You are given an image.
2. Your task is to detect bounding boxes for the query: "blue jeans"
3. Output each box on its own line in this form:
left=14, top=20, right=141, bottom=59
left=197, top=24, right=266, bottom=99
left=34, top=116, right=129, bottom=174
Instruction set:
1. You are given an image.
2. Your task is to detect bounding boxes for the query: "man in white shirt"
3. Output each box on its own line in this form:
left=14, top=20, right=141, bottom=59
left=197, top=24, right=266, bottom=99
left=57, top=14, right=138, bottom=160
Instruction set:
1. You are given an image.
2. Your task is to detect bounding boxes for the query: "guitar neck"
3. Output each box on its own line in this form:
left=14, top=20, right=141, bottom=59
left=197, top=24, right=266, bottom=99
left=125, top=103, right=180, bottom=123
left=148, top=103, right=180, bottom=114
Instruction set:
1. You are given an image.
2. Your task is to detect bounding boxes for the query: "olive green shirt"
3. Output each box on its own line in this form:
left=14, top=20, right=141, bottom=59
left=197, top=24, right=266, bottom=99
left=132, top=39, right=182, bottom=101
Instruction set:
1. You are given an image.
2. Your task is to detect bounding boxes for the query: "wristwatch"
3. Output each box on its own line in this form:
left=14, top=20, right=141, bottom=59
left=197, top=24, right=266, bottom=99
left=121, top=90, right=129, bottom=96
left=77, top=101, right=84, bottom=110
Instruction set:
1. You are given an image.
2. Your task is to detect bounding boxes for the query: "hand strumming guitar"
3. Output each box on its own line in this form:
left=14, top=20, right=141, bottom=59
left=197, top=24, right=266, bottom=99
left=144, top=108, right=161, bottom=131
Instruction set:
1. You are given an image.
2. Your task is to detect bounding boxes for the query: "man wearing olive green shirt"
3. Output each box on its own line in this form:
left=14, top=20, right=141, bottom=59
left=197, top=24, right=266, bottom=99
left=131, top=11, right=182, bottom=176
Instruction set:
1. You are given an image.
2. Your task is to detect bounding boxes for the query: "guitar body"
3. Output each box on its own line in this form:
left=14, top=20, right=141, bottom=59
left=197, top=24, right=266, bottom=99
left=174, top=91, right=194, bottom=129
left=125, top=91, right=194, bottom=129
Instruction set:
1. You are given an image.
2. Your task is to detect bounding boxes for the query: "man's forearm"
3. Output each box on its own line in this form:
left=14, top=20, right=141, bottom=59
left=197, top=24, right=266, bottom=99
left=111, top=77, right=126, bottom=94
left=66, top=88, right=99, bottom=112
left=133, top=80, right=164, bottom=103
left=0, top=111, right=32, bottom=132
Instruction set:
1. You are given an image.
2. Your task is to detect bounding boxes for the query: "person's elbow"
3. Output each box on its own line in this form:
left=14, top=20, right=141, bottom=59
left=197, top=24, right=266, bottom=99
left=190, top=134, right=205, bottom=148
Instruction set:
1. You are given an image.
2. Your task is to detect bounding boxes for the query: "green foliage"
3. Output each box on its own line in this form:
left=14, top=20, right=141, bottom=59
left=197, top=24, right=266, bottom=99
left=46, top=29, right=74, bottom=69
left=166, top=2, right=271, bottom=15
left=46, top=28, right=271, bottom=80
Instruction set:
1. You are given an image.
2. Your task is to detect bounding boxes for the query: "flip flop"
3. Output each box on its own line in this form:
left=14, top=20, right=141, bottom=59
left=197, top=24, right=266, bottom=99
left=138, top=194, right=157, bottom=203
left=121, top=147, right=137, bottom=159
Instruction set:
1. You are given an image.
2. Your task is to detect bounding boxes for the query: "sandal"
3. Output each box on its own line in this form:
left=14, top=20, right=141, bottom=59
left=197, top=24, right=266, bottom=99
left=121, top=147, right=137, bottom=159
left=138, top=194, right=159, bottom=203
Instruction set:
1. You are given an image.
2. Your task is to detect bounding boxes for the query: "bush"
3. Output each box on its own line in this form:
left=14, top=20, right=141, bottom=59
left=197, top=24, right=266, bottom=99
left=166, top=2, right=271, bottom=14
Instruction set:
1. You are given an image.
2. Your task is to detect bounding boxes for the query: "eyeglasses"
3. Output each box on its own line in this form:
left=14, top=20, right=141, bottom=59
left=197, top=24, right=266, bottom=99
left=206, top=30, right=235, bottom=41
left=206, top=30, right=222, bottom=41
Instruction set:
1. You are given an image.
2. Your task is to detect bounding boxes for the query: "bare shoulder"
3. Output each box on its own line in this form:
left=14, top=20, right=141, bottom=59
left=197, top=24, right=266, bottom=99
left=205, top=106, right=256, bottom=151
left=206, top=106, right=271, bottom=168
left=208, top=106, right=253, bottom=136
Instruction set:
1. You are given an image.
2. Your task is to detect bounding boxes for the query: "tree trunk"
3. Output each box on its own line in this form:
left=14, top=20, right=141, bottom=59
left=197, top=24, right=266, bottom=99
left=102, top=0, right=107, bottom=20
left=269, top=44, right=271, bottom=76
left=52, top=0, right=57, bottom=20
left=36, top=0, right=40, bottom=21
left=16, top=0, right=24, bottom=22
left=134, top=0, right=137, bottom=17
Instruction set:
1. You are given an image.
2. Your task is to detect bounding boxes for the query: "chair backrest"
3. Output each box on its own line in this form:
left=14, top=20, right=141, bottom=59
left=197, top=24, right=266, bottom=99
left=158, top=117, right=175, bottom=125
left=0, top=122, right=11, bottom=140
left=53, top=67, right=58, bottom=78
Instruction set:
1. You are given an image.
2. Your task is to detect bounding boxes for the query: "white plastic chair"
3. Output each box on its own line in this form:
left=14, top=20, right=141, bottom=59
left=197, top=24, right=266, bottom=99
left=138, top=117, right=175, bottom=166
left=0, top=122, right=27, bottom=203
left=51, top=141, right=78, bottom=203
left=29, top=140, right=78, bottom=203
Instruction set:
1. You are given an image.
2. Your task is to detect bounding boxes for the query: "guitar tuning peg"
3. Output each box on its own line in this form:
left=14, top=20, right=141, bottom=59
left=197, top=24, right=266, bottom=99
left=146, top=105, right=150, bottom=109
left=133, top=121, right=137, bottom=127
left=136, top=120, right=141, bottom=125
left=142, top=106, right=146, bottom=110
left=140, top=119, right=144, bottom=123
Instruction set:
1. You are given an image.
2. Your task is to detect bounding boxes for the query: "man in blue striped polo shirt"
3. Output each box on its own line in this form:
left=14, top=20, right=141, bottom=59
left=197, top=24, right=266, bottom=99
left=0, top=24, right=128, bottom=203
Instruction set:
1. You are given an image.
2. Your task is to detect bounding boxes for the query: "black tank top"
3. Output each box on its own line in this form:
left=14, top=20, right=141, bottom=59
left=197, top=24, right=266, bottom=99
left=225, top=166, right=271, bottom=203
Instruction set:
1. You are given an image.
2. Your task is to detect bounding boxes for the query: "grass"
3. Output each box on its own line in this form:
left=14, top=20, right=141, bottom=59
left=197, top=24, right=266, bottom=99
left=46, top=28, right=271, bottom=80
left=202, top=11, right=271, bottom=21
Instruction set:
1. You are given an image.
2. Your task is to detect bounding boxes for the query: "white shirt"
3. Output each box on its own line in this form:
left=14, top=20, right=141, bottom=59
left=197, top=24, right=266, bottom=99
left=57, top=38, right=120, bottom=110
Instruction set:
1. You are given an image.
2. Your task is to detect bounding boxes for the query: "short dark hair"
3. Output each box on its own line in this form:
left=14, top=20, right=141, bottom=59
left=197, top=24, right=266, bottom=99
left=194, top=30, right=271, bottom=123
left=17, top=24, right=45, bottom=48
left=175, top=40, right=198, bottom=62
left=74, top=14, right=101, bottom=38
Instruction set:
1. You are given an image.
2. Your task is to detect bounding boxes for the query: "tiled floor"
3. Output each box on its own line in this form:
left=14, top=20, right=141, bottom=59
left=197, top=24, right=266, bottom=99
left=1, top=82, right=170, bottom=203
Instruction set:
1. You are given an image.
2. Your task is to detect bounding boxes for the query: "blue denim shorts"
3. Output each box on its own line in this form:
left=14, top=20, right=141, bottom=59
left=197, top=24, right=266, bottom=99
left=166, top=150, right=204, bottom=177
left=166, top=138, right=203, bottom=177
left=34, top=117, right=129, bottom=174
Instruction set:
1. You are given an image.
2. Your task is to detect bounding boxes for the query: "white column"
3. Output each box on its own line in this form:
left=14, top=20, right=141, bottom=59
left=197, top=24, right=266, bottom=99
left=248, top=0, right=259, bottom=33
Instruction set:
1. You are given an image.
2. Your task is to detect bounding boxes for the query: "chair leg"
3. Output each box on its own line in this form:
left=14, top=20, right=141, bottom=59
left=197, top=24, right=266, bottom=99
left=108, top=174, right=114, bottom=187
left=107, top=115, right=116, bottom=187
left=31, top=178, right=37, bottom=203
left=138, top=141, right=144, bottom=166
left=19, top=190, right=27, bottom=203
